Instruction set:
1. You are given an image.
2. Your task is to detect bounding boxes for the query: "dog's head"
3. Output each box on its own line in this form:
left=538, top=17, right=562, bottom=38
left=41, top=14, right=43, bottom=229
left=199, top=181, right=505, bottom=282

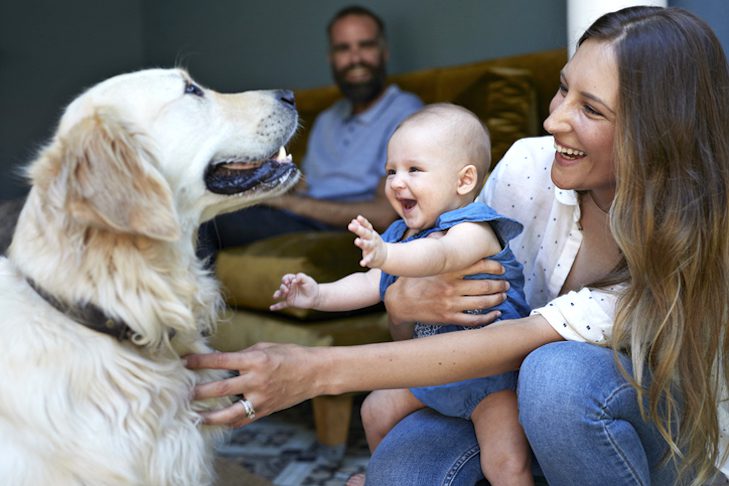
left=31, top=68, right=300, bottom=242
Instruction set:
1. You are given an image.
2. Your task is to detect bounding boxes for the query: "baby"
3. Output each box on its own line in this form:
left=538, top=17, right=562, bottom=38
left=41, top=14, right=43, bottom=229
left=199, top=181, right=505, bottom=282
left=272, top=103, right=533, bottom=485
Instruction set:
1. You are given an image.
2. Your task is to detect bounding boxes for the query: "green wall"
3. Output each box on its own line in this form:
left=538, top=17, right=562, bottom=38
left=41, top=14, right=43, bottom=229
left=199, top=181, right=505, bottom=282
left=1, top=0, right=726, bottom=200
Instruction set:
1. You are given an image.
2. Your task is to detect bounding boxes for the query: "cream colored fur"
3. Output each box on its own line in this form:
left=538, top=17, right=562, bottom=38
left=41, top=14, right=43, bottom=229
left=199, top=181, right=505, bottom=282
left=0, top=68, right=299, bottom=485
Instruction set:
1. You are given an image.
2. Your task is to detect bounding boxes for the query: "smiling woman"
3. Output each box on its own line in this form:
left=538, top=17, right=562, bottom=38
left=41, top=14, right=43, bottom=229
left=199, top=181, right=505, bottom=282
left=187, top=6, right=729, bottom=485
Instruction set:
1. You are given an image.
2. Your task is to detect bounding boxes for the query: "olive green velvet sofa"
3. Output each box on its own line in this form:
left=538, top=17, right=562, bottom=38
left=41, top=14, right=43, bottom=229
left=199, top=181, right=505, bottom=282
left=209, top=48, right=567, bottom=456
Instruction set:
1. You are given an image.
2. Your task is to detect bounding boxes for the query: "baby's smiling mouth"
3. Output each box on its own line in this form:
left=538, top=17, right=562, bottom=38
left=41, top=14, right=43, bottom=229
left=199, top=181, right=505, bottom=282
left=400, top=198, right=417, bottom=211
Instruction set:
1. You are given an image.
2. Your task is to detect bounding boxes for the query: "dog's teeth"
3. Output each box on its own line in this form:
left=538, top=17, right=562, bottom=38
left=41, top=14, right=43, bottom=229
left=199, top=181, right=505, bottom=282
left=276, top=146, right=292, bottom=164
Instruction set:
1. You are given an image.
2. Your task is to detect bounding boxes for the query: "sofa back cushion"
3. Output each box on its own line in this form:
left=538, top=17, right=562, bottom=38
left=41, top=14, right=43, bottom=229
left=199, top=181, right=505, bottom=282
left=290, top=49, right=567, bottom=170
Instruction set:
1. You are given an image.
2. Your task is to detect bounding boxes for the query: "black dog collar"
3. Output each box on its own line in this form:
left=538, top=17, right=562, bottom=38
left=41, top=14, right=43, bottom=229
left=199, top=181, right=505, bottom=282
left=26, top=277, right=134, bottom=341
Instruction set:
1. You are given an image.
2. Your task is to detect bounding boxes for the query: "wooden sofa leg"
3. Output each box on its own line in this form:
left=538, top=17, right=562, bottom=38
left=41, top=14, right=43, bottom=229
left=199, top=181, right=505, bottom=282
left=312, top=394, right=354, bottom=448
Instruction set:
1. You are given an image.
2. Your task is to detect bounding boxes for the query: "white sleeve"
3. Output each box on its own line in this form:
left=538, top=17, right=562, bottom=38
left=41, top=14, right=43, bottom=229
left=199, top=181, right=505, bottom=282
left=531, top=286, right=622, bottom=343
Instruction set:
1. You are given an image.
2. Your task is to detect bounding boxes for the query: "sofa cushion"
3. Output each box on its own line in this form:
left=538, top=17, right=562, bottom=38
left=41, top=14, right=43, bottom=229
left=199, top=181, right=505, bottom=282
left=448, top=66, right=538, bottom=167
left=215, top=231, right=380, bottom=320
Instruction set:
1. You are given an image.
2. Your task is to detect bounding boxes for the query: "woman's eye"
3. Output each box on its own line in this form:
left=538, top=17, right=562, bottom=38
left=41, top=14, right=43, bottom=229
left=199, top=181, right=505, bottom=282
left=184, top=81, right=204, bottom=97
left=583, top=104, right=602, bottom=117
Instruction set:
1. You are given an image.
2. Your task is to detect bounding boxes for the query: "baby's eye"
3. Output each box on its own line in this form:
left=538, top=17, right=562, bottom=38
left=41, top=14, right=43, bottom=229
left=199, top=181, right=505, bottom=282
left=184, top=81, right=204, bottom=97
left=386, top=169, right=396, bottom=176
left=408, top=167, right=421, bottom=173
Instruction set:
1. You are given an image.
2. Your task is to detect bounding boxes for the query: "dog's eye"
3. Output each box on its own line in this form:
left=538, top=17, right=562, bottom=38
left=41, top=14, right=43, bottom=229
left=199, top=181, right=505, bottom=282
left=184, top=81, right=204, bottom=97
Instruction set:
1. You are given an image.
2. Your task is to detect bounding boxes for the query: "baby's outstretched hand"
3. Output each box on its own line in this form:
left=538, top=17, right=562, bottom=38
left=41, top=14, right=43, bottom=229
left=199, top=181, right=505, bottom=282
left=270, top=273, right=319, bottom=310
left=348, top=215, right=387, bottom=268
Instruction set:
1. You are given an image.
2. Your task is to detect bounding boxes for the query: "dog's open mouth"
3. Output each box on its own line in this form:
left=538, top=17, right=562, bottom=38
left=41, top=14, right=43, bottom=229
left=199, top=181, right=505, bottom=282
left=204, top=147, right=300, bottom=195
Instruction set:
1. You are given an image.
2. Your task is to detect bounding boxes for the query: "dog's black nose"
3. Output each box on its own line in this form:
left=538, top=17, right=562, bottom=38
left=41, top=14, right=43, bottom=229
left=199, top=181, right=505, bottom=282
left=277, top=89, right=296, bottom=108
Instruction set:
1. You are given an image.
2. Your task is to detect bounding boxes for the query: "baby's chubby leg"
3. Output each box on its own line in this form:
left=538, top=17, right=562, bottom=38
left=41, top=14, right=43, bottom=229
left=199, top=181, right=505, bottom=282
left=472, top=389, right=533, bottom=486
left=360, top=388, right=425, bottom=452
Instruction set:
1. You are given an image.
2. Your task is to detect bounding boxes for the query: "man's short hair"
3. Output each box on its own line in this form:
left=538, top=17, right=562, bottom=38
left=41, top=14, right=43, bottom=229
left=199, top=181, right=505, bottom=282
left=327, top=5, right=386, bottom=42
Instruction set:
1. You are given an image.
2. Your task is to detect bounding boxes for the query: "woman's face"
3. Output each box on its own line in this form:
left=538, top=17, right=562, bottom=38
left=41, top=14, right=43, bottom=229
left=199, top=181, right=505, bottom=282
left=544, top=39, right=619, bottom=206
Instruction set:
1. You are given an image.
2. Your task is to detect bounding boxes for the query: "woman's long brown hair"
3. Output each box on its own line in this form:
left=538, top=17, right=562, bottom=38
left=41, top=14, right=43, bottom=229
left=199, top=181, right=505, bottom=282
left=581, top=6, right=729, bottom=484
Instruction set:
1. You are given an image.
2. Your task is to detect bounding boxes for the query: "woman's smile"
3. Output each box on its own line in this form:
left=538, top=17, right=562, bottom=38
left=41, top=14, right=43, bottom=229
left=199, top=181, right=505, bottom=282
left=554, top=141, right=587, bottom=161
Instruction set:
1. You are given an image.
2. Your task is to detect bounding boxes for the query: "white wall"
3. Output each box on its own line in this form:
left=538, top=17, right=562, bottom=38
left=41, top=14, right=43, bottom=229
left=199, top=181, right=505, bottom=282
left=567, top=0, right=667, bottom=56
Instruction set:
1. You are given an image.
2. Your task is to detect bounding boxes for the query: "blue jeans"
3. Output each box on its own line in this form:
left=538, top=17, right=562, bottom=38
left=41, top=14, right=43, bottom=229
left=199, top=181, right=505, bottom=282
left=366, top=342, right=680, bottom=485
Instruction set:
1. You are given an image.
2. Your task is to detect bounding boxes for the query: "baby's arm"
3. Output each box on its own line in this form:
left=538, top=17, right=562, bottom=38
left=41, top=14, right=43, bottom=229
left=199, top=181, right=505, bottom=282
left=350, top=215, right=502, bottom=277
left=270, top=269, right=382, bottom=312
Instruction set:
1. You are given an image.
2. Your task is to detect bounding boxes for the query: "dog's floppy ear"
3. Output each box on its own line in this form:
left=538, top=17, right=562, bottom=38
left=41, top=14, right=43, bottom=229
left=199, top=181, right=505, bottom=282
left=59, top=109, right=181, bottom=241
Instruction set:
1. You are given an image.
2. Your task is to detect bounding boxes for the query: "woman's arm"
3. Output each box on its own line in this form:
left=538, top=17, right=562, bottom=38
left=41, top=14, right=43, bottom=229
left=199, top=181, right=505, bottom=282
left=186, top=314, right=563, bottom=427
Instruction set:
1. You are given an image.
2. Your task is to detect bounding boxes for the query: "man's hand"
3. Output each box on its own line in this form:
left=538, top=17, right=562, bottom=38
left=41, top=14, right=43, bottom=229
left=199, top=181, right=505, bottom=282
left=263, top=179, right=398, bottom=231
left=384, top=259, right=509, bottom=326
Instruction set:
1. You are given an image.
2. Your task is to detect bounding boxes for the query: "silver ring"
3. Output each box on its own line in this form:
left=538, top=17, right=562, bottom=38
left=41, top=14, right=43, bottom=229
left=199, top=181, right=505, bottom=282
left=240, top=398, right=256, bottom=420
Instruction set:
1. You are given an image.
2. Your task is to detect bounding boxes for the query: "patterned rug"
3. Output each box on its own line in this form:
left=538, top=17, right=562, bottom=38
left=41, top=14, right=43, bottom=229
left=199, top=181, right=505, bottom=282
left=215, top=397, right=370, bottom=486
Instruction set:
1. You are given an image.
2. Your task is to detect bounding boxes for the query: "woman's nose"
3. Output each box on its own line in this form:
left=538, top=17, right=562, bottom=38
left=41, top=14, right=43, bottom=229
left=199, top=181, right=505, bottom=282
left=543, top=97, right=571, bottom=134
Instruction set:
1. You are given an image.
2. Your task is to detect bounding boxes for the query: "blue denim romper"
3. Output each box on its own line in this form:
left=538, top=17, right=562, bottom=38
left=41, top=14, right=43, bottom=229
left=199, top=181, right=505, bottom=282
left=379, top=201, right=530, bottom=419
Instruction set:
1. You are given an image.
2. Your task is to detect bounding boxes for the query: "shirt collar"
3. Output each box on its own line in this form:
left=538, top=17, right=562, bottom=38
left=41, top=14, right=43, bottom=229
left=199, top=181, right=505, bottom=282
left=554, top=186, right=578, bottom=206
left=345, top=84, right=400, bottom=124
left=554, top=186, right=581, bottom=224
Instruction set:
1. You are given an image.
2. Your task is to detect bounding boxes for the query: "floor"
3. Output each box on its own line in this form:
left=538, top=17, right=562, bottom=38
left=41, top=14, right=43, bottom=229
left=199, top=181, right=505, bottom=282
left=215, top=397, right=370, bottom=485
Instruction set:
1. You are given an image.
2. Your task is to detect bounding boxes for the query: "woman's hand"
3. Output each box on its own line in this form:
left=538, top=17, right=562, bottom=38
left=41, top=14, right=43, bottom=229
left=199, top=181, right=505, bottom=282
left=384, top=259, right=509, bottom=327
left=185, top=342, right=322, bottom=427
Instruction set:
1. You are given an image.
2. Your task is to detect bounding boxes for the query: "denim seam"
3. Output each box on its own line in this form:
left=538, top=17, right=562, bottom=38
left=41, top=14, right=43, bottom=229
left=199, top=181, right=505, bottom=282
left=443, top=444, right=481, bottom=486
left=598, top=382, right=645, bottom=486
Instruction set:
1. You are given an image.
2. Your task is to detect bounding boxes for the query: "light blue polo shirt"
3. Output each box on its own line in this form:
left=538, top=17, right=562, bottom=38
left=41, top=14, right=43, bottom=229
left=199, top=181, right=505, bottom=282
left=301, top=84, right=423, bottom=202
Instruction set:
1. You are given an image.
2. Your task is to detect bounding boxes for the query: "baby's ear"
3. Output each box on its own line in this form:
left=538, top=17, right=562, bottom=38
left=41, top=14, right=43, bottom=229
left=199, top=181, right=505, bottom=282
left=456, top=164, right=479, bottom=195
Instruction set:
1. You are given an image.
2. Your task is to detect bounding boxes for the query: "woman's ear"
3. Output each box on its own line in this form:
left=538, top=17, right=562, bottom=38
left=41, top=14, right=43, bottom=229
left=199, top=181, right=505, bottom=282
left=456, top=164, right=479, bottom=195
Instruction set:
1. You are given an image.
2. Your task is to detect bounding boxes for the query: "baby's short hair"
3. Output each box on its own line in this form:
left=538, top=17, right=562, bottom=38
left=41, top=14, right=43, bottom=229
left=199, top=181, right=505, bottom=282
left=398, top=103, right=491, bottom=183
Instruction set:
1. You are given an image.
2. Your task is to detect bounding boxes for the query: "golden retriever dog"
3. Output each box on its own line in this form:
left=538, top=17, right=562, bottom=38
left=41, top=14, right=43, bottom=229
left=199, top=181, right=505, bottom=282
left=0, top=68, right=299, bottom=485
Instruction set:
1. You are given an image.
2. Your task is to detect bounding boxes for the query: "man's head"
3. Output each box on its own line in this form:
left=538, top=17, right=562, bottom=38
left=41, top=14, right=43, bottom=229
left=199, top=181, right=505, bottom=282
left=327, top=6, right=389, bottom=110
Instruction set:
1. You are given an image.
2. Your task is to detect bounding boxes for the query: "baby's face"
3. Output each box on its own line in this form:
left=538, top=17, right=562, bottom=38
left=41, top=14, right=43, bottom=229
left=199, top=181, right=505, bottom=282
left=385, top=123, right=465, bottom=232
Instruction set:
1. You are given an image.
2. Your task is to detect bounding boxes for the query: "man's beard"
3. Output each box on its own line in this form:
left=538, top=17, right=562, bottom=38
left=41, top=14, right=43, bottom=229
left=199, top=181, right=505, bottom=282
left=332, top=60, right=387, bottom=106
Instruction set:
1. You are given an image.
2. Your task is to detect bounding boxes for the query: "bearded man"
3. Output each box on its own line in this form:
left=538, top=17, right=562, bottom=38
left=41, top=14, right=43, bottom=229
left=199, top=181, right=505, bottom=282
left=197, top=5, right=423, bottom=262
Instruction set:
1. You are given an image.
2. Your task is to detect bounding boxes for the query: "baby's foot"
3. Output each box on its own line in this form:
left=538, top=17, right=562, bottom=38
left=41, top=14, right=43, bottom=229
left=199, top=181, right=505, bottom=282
left=345, top=472, right=366, bottom=486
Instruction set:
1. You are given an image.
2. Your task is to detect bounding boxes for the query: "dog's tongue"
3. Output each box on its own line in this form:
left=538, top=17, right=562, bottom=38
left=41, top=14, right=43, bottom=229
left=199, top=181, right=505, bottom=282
left=225, top=147, right=292, bottom=170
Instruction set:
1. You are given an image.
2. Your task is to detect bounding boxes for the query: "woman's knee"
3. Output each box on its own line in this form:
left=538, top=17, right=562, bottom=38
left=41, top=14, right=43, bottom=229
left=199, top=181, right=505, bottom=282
left=366, top=409, right=483, bottom=485
left=516, top=342, right=670, bottom=484
left=518, top=342, right=623, bottom=411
